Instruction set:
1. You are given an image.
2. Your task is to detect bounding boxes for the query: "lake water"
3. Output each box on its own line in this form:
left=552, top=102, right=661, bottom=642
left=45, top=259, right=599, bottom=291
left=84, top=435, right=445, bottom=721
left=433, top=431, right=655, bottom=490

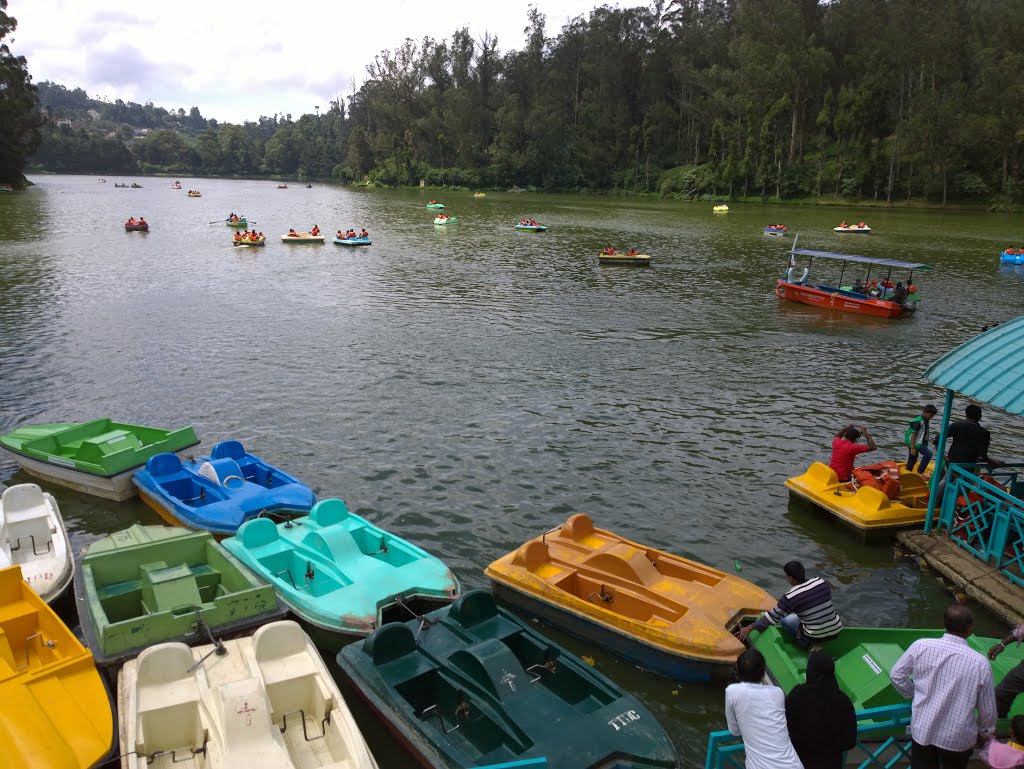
left=2, top=175, right=1024, bottom=765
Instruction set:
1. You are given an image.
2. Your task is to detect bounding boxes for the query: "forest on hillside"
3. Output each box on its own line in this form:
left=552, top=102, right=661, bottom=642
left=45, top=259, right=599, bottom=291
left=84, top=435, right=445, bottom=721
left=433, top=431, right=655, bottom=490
left=25, top=0, right=1024, bottom=204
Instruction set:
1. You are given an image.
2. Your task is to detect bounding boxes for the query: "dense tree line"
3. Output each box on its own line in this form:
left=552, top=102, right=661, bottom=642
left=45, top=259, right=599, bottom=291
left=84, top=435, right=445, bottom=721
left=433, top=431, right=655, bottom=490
left=0, top=0, right=43, bottom=186
left=24, top=1, right=1024, bottom=203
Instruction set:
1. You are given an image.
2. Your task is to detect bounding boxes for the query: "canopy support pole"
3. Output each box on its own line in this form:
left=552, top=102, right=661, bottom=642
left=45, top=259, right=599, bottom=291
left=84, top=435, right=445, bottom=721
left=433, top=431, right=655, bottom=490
left=924, top=388, right=955, bottom=533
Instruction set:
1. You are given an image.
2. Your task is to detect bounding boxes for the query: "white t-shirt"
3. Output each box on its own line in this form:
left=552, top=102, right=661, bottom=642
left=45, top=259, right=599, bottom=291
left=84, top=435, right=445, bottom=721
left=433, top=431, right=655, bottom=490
left=725, top=682, right=804, bottom=769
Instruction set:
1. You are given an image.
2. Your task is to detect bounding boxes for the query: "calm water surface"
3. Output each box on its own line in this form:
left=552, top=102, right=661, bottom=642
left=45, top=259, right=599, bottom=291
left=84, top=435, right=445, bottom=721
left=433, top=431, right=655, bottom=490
left=2, top=175, right=1024, bottom=766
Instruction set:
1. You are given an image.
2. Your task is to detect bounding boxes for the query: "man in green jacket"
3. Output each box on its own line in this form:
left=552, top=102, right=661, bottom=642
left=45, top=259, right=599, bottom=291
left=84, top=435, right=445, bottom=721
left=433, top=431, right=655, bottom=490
left=905, top=404, right=938, bottom=474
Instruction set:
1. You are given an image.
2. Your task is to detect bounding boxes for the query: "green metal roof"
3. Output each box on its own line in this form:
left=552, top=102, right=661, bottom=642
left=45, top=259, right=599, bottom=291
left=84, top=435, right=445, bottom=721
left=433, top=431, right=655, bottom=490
left=924, top=316, right=1024, bottom=416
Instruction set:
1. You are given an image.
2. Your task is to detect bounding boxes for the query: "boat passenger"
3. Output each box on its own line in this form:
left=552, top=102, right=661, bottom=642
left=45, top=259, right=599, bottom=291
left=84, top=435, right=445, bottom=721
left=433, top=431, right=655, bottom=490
left=851, top=278, right=866, bottom=294
left=603, top=247, right=616, bottom=255
left=827, top=424, right=876, bottom=483
left=359, top=229, right=369, bottom=238
left=337, top=230, right=344, bottom=239
left=288, top=229, right=298, bottom=237
left=258, top=232, right=264, bottom=239
left=839, top=220, right=847, bottom=228
left=725, top=649, right=804, bottom=769
left=891, top=282, right=908, bottom=305
left=735, top=560, right=844, bottom=648
left=138, top=217, right=146, bottom=225
left=311, top=225, right=320, bottom=236
left=858, top=221, right=866, bottom=228
left=627, top=249, right=639, bottom=256
left=233, top=232, right=242, bottom=241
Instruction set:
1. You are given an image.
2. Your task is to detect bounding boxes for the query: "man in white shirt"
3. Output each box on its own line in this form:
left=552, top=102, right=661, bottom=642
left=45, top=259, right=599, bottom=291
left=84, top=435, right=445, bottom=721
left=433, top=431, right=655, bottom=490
left=725, top=648, right=804, bottom=769
left=890, top=605, right=996, bottom=769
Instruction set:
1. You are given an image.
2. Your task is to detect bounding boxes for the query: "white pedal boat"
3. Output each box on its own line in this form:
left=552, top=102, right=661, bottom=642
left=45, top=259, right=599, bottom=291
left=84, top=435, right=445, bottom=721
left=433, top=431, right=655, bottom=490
left=0, top=483, right=74, bottom=603
left=117, top=620, right=378, bottom=769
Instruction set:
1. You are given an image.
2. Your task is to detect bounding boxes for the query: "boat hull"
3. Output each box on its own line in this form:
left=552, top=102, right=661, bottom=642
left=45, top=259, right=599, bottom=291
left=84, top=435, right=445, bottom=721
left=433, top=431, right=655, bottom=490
left=124, top=224, right=149, bottom=232
left=334, top=237, right=372, bottom=246
left=763, top=227, right=788, bottom=236
left=834, top=227, right=871, bottom=234
left=232, top=237, right=265, bottom=247
left=515, top=225, right=547, bottom=231
left=776, top=279, right=909, bottom=318
left=225, top=220, right=247, bottom=228
left=599, top=254, right=651, bottom=266
left=433, top=217, right=458, bottom=225
left=1001, top=251, right=1024, bottom=264
left=281, top=234, right=325, bottom=243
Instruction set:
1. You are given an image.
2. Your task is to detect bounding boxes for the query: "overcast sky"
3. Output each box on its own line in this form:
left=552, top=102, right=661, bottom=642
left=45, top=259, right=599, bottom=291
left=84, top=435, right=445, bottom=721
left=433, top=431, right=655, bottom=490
left=10, top=0, right=644, bottom=124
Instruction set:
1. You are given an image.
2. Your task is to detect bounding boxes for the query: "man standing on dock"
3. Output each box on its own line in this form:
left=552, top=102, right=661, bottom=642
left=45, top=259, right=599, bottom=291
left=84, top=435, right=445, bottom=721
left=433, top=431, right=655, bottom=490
left=987, top=624, right=1024, bottom=717
left=890, top=605, right=996, bottom=769
left=735, top=561, right=843, bottom=648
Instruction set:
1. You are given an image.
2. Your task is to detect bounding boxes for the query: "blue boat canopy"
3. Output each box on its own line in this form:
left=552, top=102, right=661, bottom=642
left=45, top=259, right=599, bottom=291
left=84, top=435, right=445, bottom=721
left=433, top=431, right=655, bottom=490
left=924, top=316, right=1024, bottom=416
left=788, top=248, right=933, bottom=270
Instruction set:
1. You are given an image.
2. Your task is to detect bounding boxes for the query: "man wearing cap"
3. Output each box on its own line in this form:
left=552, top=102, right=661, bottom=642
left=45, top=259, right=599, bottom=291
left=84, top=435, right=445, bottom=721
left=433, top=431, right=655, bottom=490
left=905, top=404, right=938, bottom=474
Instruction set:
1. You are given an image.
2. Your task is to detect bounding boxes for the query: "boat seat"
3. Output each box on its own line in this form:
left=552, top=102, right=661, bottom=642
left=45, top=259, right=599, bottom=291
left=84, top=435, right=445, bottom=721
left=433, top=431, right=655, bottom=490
left=309, top=498, right=350, bottom=527
left=210, top=440, right=246, bottom=461
left=146, top=452, right=184, bottom=477
left=238, top=518, right=281, bottom=549
left=197, top=458, right=244, bottom=486
left=0, top=484, right=54, bottom=555
left=216, top=677, right=294, bottom=769
left=304, top=527, right=362, bottom=567
left=513, top=540, right=550, bottom=572
left=560, top=513, right=595, bottom=541
left=448, top=639, right=528, bottom=703
left=253, top=621, right=330, bottom=722
left=363, top=622, right=417, bottom=665
left=140, top=561, right=204, bottom=615
left=135, top=643, right=204, bottom=755
left=447, top=590, right=499, bottom=628
left=836, top=642, right=907, bottom=708
left=580, top=545, right=660, bottom=588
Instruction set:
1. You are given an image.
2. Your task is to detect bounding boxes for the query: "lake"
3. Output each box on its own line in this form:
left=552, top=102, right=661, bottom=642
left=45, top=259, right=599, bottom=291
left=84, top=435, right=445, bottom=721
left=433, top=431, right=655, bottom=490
left=2, top=174, right=1023, bottom=765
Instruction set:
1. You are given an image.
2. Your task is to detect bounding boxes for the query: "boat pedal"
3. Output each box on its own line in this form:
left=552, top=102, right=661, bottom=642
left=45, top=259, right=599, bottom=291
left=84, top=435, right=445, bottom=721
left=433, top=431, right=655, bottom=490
left=147, top=736, right=208, bottom=764
left=10, top=533, right=53, bottom=556
left=279, top=709, right=331, bottom=742
left=419, top=696, right=469, bottom=734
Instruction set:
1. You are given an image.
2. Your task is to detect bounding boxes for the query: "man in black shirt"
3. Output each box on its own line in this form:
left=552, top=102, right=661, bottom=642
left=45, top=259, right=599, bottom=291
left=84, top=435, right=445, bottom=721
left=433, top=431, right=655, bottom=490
left=947, top=404, right=996, bottom=466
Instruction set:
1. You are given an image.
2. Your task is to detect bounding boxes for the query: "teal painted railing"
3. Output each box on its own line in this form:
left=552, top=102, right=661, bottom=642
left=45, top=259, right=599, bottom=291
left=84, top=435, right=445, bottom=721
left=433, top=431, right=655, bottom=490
left=704, top=703, right=912, bottom=769
left=477, top=760, right=548, bottom=768
left=939, top=464, right=1024, bottom=585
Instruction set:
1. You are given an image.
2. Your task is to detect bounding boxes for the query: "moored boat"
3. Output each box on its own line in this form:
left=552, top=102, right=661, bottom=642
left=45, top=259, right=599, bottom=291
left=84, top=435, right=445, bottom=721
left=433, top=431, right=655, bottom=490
left=0, top=564, right=114, bottom=769
left=786, top=460, right=930, bottom=535
left=486, top=513, right=775, bottom=681
left=751, top=624, right=1024, bottom=719
left=1001, top=248, right=1024, bottom=265
left=0, top=483, right=74, bottom=603
left=776, top=243, right=931, bottom=319
left=223, top=498, right=459, bottom=644
left=75, top=523, right=286, bottom=670
left=118, top=620, right=378, bottom=769
left=334, top=236, right=372, bottom=246
left=598, top=251, right=651, bottom=266
left=434, top=215, right=459, bottom=225
left=0, top=418, right=200, bottom=501
left=132, top=439, right=316, bottom=535
left=338, top=589, right=679, bottom=769
left=281, top=232, right=325, bottom=243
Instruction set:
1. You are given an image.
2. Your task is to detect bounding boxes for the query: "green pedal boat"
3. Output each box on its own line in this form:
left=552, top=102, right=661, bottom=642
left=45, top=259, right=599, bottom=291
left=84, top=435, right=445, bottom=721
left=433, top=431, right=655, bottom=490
left=0, top=419, right=199, bottom=501
left=338, top=589, right=679, bottom=769
left=752, top=625, right=1024, bottom=719
left=222, top=497, right=460, bottom=645
left=74, top=524, right=286, bottom=671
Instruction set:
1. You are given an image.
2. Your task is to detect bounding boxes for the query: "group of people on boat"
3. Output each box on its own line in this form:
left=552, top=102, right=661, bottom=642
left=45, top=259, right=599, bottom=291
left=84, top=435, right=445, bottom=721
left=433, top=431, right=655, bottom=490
left=435, top=214, right=453, bottom=221
left=125, top=216, right=147, bottom=226
left=337, top=229, right=370, bottom=240
left=233, top=229, right=264, bottom=242
left=187, top=189, right=201, bottom=195
left=1004, top=247, right=1024, bottom=254
left=286, top=225, right=320, bottom=237
left=519, top=219, right=541, bottom=227
left=601, top=247, right=641, bottom=256
left=837, top=220, right=868, bottom=229
left=227, top=213, right=244, bottom=223
left=766, top=223, right=787, bottom=230
left=171, top=181, right=181, bottom=189
left=850, top=277, right=916, bottom=303
left=428, top=199, right=440, bottom=204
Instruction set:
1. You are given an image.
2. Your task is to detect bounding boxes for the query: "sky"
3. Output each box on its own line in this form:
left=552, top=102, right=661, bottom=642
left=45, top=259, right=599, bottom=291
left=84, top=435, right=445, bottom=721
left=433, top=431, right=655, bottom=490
left=9, top=0, right=645, bottom=125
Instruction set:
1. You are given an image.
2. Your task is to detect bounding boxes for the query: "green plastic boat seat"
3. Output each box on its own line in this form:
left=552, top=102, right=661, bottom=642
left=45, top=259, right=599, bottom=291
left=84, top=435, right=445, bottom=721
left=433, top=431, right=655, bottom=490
left=140, top=561, right=204, bottom=615
left=76, top=430, right=145, bottom=464
left=834, top=642, right=907, bottom=708
left=446, top=590, right=523, bottom=643
left=448, top=640, right=532, bottom=702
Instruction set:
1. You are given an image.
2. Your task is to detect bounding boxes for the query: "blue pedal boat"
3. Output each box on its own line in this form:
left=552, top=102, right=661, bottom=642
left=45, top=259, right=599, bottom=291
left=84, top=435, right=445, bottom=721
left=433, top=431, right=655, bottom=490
left=334, top=237, right=372, bottom=246
left=222, top=498, right=460, bottom=642
left=132, top=440, right=316, bottom=536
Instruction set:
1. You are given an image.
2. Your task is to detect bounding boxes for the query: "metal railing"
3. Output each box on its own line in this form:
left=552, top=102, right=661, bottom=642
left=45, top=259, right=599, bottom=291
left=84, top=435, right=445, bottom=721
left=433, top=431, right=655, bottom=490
left=938, top=463, right=1024, bottom=586
left=705, top=703, right=912, bottom=769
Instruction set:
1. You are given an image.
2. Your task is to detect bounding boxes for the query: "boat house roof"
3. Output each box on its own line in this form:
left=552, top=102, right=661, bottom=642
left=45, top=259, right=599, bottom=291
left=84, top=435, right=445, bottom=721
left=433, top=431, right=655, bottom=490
left=924, top=315, right=1024, bottom=416
left=788, top=248, right=933, bottom=271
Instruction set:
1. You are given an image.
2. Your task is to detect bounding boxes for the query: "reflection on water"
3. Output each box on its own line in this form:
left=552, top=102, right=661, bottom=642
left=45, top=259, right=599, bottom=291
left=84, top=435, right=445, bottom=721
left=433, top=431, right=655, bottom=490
left=2, top=176, right=1023, bottom=766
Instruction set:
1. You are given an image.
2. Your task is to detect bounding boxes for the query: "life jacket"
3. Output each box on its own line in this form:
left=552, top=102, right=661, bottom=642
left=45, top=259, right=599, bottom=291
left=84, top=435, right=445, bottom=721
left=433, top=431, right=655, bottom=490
left=850, top=461, right=902, bottom=499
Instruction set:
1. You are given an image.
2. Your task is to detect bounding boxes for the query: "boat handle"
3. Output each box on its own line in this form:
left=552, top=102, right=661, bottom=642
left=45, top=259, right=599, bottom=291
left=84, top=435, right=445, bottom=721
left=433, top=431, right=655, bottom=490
left=587, top=586, right=614, bottom=604
left=19, top=633, right=55, bottom=670
left=420, top=697, right=469, bottom=733
left=526, top=661, right=557, bottom=682
left=280, top=709, right=331, bottom=741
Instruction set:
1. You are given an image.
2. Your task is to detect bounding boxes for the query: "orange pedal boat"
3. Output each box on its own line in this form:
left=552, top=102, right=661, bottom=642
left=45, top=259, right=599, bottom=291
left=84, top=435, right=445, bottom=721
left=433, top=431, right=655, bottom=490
left=485, top=513, right=775, bottom=682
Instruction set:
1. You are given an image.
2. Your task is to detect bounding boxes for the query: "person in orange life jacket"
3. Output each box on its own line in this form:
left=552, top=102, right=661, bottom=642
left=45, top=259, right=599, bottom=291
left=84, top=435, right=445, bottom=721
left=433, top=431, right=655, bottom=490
left=359, top=229, right=369, bottom=238
left=311, top=225, right=320, bottom=236
left=828, top=424, right=876, bottom=482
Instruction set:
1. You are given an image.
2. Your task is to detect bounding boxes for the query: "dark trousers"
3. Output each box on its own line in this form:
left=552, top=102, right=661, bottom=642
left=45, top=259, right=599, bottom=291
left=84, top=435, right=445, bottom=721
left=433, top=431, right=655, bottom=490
left=910, top=740, right=972, bottom=769
left=996, top=659, right=1024, bottom=716
left=907, top=444, right=934, bottom=474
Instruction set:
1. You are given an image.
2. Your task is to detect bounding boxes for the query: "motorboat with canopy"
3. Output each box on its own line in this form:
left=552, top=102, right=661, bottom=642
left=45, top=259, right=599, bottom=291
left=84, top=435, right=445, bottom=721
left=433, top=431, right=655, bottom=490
left=776, top=237, right=932, bottom=318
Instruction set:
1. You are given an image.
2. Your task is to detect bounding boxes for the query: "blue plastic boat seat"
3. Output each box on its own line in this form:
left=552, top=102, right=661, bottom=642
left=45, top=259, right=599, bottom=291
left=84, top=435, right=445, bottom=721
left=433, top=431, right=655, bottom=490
left=210, top=440, right=246, bottom=461
left=146, top=452, right=183, bottom=477
left=196, top=457, right=244, bottom=486
left=309, top=498, right=350, bottom=526
left=238, top=518, right=281, bottom=549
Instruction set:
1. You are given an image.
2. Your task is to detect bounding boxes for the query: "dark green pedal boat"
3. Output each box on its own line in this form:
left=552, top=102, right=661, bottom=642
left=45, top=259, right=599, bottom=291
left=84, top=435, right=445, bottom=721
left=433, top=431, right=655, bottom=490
left=753, top=625, right=1024, bottom=719
left=0, top=419, right=199, bottom=500
left=338, top=589, right=679, bottom=769
left=74, top=524, right=286, bottom=671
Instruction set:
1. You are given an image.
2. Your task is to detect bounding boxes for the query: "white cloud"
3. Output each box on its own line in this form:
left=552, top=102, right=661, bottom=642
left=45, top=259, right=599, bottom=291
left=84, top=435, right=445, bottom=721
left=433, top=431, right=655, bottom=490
left=10, top=0, right=645, bottom=123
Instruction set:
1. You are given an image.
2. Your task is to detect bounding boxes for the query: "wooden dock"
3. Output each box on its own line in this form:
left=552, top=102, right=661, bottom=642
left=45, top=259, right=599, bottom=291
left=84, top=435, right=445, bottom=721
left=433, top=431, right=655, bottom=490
left=898, top=530, right=1024, bottom=625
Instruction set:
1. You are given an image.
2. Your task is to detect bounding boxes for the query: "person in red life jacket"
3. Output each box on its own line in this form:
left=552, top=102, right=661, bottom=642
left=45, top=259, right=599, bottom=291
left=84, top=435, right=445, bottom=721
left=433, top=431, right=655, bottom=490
left=311, top=225, right=320, bottom=236
left=858, top=221, right=866, bottom=228
left=359, top=229, right=369, bottom=238
left=626, top=249, right=639, bottom=256
left=839, top=220, right=848, bottom=228
left=337, top=230, right=344, bottom=239
left=828, top=424, right=876, bottom=482
left=603, top=246, right=616, bottom=255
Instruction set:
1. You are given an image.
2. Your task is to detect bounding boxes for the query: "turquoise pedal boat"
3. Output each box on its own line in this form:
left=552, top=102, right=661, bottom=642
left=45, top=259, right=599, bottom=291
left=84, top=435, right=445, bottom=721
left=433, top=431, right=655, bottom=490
left=338, top=589, right=679, bottom=769
left=222, top=498, right=460, bottom=642
left=0, top=419, right=199, bottom=501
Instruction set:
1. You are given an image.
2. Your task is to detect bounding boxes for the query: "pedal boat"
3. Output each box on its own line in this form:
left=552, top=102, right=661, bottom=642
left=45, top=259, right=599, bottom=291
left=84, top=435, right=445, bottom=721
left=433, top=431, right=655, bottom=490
left=1001, top=249, right=1024, bottom=265
left=333, top=237, right=372, bottom=246
left=337, top=589, right=678, bottom=769
left=515, top=223, right=547, bottom=232
left=223, top=498, right=459, bottom=644
left=233, top=236, right=266, bottom=247
left=433, top=216, right=459, bottom=225
left=74, top=524, right=286, bottom=670
left=712, top=204, right=729, bottom=213
left=225, top=218, right=248, bottom=228
left=0, top=484, right=74, bottom=603
left=0, top=418, right=199, bottom=501
left=132, top=440, right=316, bottom=536
left=0, top=564, right=114, bottom=769
left=118, top=620, right=378, bottom=769
left=485, top=513, right=775, bottom=682
left=125, top=222, right=149, bottom=232
left=425, top=202, right=445, bottom=209
left=281, top=233, right=325, bottom=243
left=187, top=192, right=202, bottom=197
left=751, top=625, right=1024, bottom=721
left=598, top=252, right=651, bottom=266
left=763, top=225, right=788, bottom=236
left=834, top=224, right=871, bottom=234
left=785, top=461, right=930, bottom=536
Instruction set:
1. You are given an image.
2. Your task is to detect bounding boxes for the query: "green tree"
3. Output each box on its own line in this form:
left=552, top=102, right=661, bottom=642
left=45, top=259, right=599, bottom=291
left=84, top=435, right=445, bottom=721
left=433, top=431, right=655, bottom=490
left=0, top=0, right=43, bottom=185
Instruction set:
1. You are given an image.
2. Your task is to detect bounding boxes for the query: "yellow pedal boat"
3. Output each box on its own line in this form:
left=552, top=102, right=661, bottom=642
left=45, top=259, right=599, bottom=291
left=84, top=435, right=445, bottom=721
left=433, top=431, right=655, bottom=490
left=485, top=513, right=775, bottom=682
left=785, top=460, right=931, bottom=535
left=0, top=564, right=113, bottom=769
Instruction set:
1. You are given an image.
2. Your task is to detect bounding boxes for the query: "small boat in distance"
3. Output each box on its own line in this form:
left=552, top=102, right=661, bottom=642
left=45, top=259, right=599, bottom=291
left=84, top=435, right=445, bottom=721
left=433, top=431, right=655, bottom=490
left=98, top=178, right=106, bottom=183
left=0, top=483, right=75, bottom=603
left=334, top=236, right=372, bottom=246
left=124, top=217, right=149, bottom=232
left=516, top=219, right=547, bottom=231
left=712, top=204, right=729, bottom=213
left=1001, top=248, right=1024, bottom=265
left=433, top=214, right=459, bottom=225
left=426, top=200, right=445, bottom=209
left=187, top=190, right=202, bottom=197
left=130, top=183, right=143, bottom=188
left=281, top=230, right=325, bottom=243
left=776, top=238, right=931, bottom=319
left=276, top=184, right=288, bottom=189
left=473, top=192, right=486, bottom=197
left=764, top=224, right=789, bottom=236
left=170, top=180, right=181, bottom=189
left=233, top=234, right=266, bottom=247
left=598, top=249, right=651, bottom=266
left=834, top=220, right=871, bottom=234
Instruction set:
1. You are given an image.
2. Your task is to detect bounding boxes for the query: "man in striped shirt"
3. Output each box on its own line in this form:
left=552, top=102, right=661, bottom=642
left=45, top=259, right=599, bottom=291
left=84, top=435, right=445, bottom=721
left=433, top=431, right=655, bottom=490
left=735, top=561, right=843, bottom=647
left=890, top=605, right=996, bottom=769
